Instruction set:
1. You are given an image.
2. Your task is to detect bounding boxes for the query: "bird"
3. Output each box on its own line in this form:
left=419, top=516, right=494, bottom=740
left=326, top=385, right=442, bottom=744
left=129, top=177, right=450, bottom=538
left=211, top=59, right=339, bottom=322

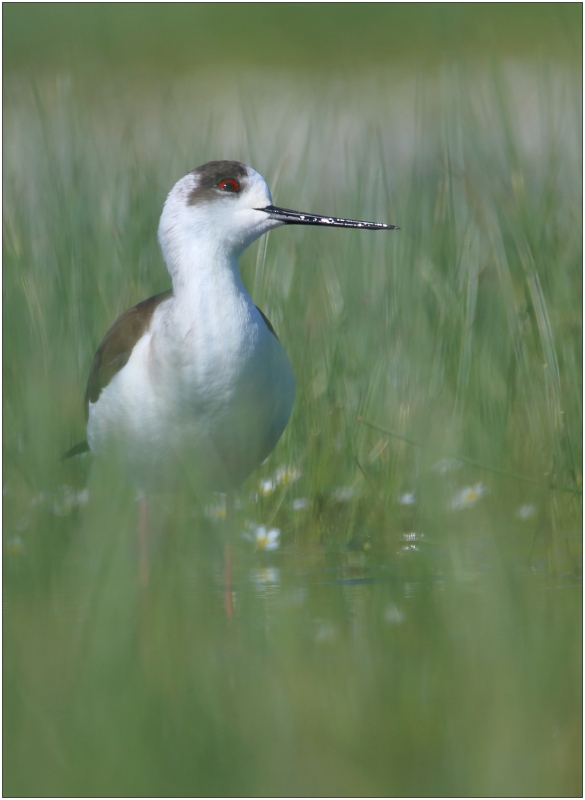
left=64, top=160, right=398, bottom=594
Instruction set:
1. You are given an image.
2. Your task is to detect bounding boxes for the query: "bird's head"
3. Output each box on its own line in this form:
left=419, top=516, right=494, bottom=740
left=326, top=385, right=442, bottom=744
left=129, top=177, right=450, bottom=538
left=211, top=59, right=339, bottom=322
left=158, top=160, right=398, bottom=265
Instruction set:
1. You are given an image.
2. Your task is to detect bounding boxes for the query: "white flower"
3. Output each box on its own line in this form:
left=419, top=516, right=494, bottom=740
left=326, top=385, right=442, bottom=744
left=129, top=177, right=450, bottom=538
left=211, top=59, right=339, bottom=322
left=258, top=467, right=300, bottom=499
left=259, top=478, right=276, bottom=496
left=517, top=504, right=536, bottom=520
left=292, top=497, right=309, bottom=511
left=253, top=526, right=280, bottom=551
left=450, top=483, right=487, bottom=510
left=398, top=492, right=416, bottom=506
left=275, top=466, right=301, bottom=485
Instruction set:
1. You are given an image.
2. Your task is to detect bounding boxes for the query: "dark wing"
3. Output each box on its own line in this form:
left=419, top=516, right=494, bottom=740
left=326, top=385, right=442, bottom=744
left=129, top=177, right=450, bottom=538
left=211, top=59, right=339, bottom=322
left=84, top=289, right=173, bottom=420
left=256, top=306, right=279, bottom=340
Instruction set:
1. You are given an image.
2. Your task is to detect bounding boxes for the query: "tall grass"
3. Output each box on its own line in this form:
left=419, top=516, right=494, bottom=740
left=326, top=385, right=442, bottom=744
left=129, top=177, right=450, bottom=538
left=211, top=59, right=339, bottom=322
left=4, top=64, right=581, bottom=541
left=4, top=61, right=582, bottom=796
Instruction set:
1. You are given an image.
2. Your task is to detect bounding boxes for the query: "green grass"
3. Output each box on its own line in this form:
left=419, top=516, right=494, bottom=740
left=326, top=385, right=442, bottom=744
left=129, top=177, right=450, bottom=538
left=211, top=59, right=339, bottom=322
left=3, top=46, right=582, bottom=798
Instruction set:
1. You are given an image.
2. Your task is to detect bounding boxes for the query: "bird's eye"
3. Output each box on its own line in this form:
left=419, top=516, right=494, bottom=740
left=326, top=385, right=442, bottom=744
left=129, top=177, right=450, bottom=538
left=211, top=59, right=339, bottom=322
left=218, top=178, right=239, bottom=193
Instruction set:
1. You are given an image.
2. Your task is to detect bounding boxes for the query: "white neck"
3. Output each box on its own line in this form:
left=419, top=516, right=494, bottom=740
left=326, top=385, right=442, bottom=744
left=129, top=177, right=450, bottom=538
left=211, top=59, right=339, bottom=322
left=156, top=225, right=259, bottom=375
left=163, top=229, right=246, bottom=299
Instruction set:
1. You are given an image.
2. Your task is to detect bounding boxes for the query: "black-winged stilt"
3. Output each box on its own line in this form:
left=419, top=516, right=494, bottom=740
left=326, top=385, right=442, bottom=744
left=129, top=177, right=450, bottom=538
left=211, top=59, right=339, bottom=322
left=64, top=160, right=398, bottom=603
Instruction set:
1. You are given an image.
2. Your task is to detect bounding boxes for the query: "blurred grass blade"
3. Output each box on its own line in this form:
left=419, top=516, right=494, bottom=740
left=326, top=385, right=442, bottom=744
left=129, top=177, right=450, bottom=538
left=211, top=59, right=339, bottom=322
left=356, top=416, right=581, bottom=494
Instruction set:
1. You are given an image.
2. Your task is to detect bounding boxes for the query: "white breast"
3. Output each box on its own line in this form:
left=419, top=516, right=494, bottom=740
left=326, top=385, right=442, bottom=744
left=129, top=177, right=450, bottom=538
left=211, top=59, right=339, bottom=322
left=87, top=294, right=295, bottom=494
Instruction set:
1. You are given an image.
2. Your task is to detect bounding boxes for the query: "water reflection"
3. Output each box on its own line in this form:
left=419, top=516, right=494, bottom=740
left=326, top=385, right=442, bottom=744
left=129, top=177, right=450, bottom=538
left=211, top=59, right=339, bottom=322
left=251, top=567, right=281, bottom=596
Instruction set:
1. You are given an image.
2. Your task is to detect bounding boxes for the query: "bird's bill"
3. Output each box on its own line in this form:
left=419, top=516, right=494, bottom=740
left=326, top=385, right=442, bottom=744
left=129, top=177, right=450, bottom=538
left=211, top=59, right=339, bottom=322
left=256, top=204, right=399, bottom=230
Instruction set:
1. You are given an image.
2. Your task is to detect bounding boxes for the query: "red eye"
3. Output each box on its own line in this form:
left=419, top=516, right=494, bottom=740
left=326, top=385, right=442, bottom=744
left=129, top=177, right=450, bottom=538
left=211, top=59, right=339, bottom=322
left=218, top=178, right=239, bottom=193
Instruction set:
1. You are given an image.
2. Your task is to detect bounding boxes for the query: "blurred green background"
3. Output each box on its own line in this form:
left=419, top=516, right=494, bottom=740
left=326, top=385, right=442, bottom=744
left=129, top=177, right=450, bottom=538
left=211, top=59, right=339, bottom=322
left=3, top=3, right=582, bottom=797
left=4, top=3, right=581, bottom=73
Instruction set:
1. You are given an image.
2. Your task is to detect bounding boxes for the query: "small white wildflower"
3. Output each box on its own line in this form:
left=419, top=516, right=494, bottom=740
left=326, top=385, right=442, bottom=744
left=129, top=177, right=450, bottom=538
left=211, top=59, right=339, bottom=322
left=259, top=478, right=276, bottom=496
left=253, top=526, right=280, bottom=551
left=292, top=497, right=309, bottom=511
left=450, top=483, right=487, bottom=511
left=517, top=504, right=536, bottom=520
left=432, top=458, right=463, bottom=474
left=398, top=492, right=416, bottom=505
left=274, top=466, right=301, bottom=485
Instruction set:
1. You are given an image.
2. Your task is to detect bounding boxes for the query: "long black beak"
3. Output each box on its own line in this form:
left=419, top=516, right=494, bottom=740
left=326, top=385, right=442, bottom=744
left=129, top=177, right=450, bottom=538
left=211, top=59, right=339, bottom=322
left=256, top=204, right=399, bottom=230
